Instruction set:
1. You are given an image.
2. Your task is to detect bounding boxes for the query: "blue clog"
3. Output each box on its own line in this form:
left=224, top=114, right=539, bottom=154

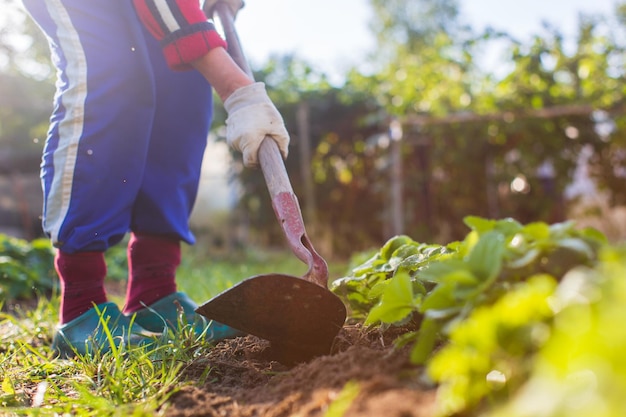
left=130, top=292, right=244, bottom=343
left=52, top=302, right=154, bottom=358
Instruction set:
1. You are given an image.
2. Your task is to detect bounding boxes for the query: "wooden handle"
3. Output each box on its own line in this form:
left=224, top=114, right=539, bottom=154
left=212, top=3, right=253, bottom=78
left=258, top=137, right=293, bottom=196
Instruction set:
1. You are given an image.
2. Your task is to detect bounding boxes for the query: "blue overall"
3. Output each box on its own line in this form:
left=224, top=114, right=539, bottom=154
left=22, top=0, right=213, bottom=253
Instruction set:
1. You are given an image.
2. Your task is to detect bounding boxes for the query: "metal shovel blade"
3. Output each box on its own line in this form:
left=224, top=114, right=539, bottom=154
left=196, top=274, right=346, bottom=363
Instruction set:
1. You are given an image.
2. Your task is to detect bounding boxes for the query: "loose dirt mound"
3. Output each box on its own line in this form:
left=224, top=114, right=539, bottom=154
left=164, top=325, right=436, bottom=417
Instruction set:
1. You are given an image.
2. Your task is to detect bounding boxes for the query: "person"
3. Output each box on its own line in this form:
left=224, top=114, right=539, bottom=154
left=21, top=0, right=290, bottom=358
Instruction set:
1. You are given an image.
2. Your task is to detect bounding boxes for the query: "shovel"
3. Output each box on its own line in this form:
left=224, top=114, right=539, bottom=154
left=195, top=3, right=347, bottom=364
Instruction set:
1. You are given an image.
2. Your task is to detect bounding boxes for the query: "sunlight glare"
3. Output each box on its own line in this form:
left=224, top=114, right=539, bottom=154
left=511, top=175, right=530, bottom=194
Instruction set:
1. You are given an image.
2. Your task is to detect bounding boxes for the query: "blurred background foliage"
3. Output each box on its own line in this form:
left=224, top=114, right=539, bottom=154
left=1, top=0, right=626, bottom=258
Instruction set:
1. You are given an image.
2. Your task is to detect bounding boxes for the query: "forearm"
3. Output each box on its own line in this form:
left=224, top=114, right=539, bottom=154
left=191, top=47, right=253, bottom=101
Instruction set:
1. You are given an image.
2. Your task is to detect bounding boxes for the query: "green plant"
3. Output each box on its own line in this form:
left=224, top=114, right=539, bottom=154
left=332, top=217, right=605, bottom=358
left=331, top=216, right=615, bottom=416
left=486, top=245, right=626, bottom=417
left=429, top=245, right=626, bottom=417
left=427, top=274, right=557, bottom=416
left=331, top=235, right=448, bottom=320
left=0, top=234, right=56, bottom=301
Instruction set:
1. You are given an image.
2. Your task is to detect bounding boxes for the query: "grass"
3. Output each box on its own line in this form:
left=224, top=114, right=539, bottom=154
left=176, top=245, right=349, bottom=300
left=0, top=287, right=195, bottom=416
left=0, top=245, right=350, bottom=416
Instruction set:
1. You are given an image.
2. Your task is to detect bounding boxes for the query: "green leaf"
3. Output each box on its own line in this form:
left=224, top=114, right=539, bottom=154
left=507, top=248, right=541, bottom=269
left=367, top=280, right=390, bottom=300
left=420, top=282, right=456, bottom=312
left=556, top=238, right=594, bottom=259
left=464, top=216, right=496, bottom=233
left=393, top=330, right=420, bottom=349
left=578, top=227, right=608, bottom=246
left=467, top=231, right=505, bottom=281
left=397, top=254, right=427, bottom=271
left=493, top=218, right=524, bottom=236
left=419, top=260, right=468, bottom=283
left=324, top=380, right=361, bottom=417
left=464, top=217, right=522, bottom=237
left=548, top=221, right=576, bottom=237
left=365, top=271, right=418, bottom=325
left=380, top=235, right=415, bottom=261
left=2, top=376, right=15, bottom=395
left=410, top=317, right=441, bottom=364
left=522, top=222, right=551, bottom=240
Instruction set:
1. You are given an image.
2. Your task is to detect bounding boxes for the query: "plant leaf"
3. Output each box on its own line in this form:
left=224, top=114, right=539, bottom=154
left=365, top=271, right=417, bottom=325
left=2, top=376, right=15, bottom=395
left=467, top=231, right=505, bottom=281
left=410, top=317, right=441, bottom=364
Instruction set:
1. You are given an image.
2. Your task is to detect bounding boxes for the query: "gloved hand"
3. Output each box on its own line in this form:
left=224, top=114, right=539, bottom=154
left=224, top=82, right=290, bottom=167
left=204, top=0, right=244, bottom=19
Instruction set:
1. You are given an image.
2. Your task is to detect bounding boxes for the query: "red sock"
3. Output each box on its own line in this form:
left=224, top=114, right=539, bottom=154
left=123, top=233, right=179, bottom=314
left=55, top=250, right=108, bottom=324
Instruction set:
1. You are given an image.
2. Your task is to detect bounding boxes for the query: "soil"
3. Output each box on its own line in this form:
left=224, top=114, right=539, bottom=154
left=163, top=324, right=436, bottom=417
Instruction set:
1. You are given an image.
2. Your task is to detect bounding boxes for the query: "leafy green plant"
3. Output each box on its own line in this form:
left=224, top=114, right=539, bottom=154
left=0, top=234, right=56, bottom=301
left=485, top=245, right=626, bottom=417
left=428, top=274, right=557, bottom=416
left=331, top=216, right=614, bottom=416
left=331, top=217, right=606, bottom=363
left=331, top=235, right=448, bottom=320
left=429, top=245, right=626, bottom=417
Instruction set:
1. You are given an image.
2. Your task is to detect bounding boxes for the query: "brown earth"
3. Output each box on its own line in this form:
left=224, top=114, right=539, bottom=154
left=163, top=325, right=436, bottom=417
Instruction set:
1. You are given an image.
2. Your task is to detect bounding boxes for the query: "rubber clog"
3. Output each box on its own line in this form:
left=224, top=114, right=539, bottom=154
left=130, top=292, right=244, bottom=343
left=52, top=302, right=154, bottom=359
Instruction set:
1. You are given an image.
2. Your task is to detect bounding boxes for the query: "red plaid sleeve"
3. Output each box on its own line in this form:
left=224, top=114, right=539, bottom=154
left=132, top=0, right=227, bottom=70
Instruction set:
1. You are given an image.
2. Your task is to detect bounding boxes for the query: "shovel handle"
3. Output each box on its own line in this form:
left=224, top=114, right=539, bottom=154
left=209, top=3, right=329, bottom=286
left=258, top=138, right=293, bottom=194
left=258, top=139, right=329, bottom=286
left=211, top=3, right=253, bottom=78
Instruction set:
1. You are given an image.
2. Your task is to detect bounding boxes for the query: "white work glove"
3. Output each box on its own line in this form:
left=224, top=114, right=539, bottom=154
left=204, top=0, right=244, bottom=19
left=224, top=82, right=290, bottom=168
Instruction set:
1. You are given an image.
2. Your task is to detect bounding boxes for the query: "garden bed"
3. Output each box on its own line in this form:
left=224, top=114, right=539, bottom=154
left=164, top=325, right=436, bottom=417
